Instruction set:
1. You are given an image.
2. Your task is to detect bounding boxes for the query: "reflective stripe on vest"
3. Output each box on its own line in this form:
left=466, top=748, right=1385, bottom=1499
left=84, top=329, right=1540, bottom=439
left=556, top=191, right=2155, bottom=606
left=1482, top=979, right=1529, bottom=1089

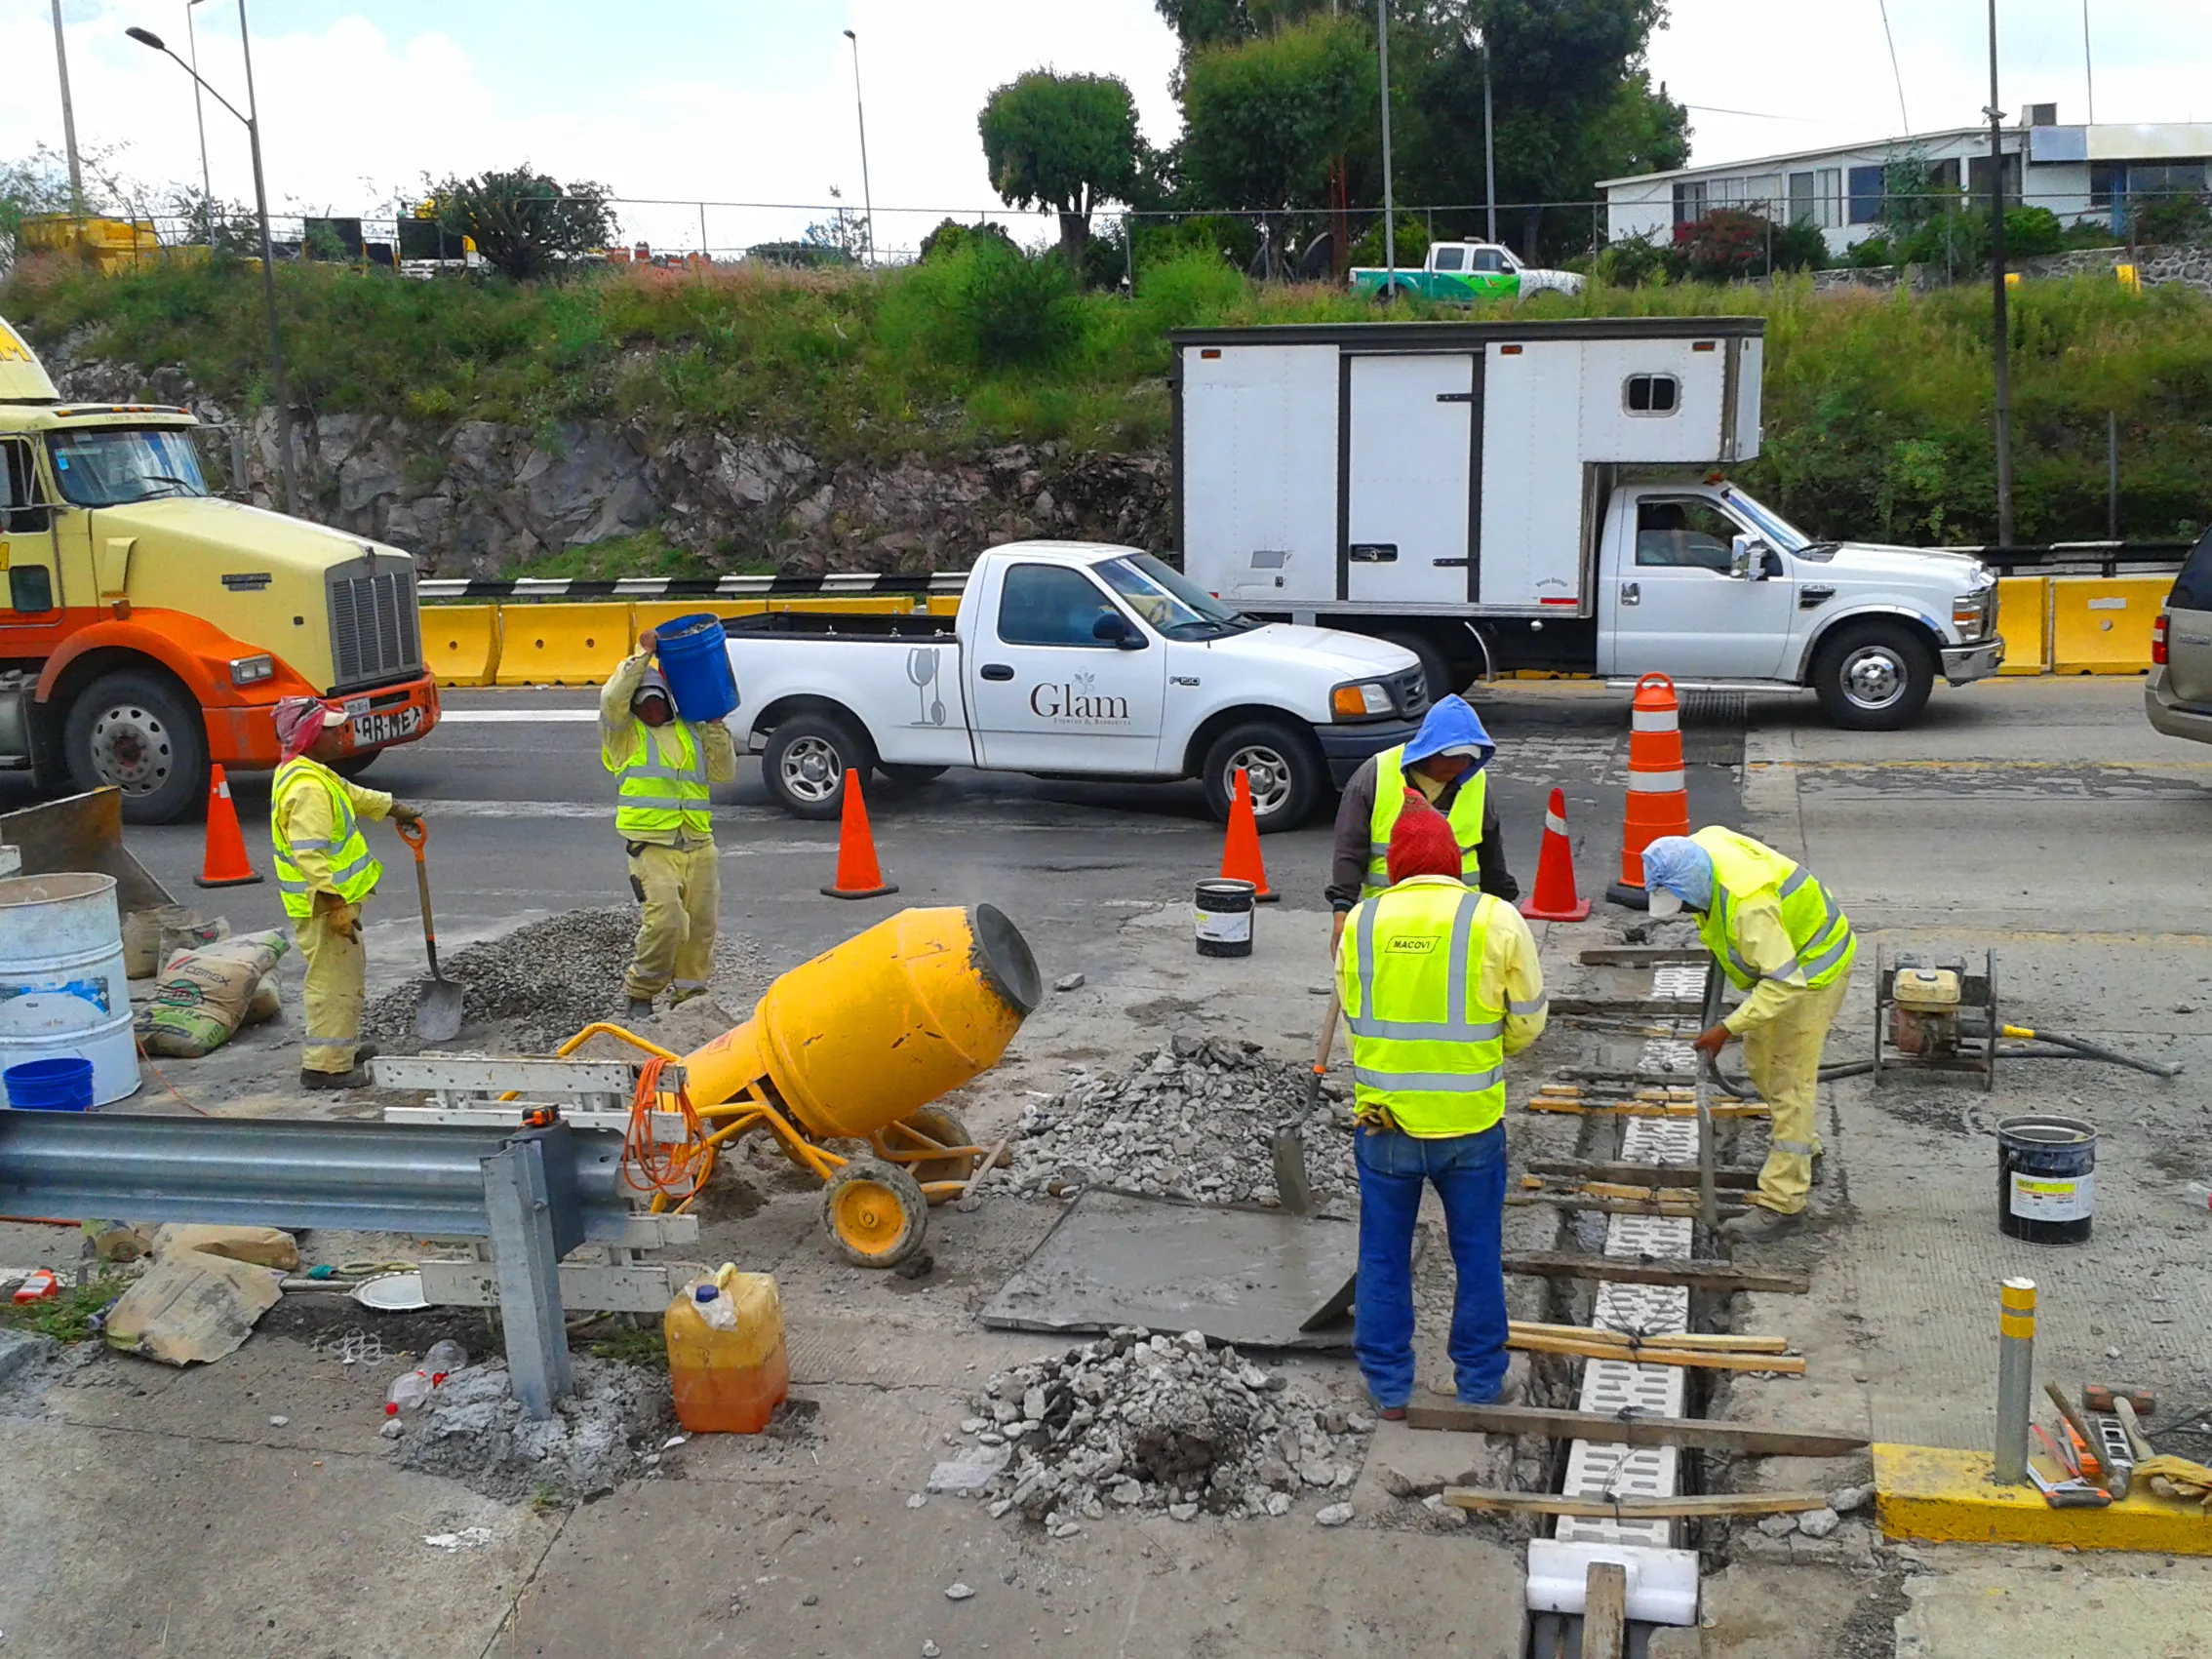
left=271, top=759, right=382, bottom=921
left=1364, top=747, right=1487, bottom=898
left=1339, top=881, right=1509, bottom=1136
left=1695, top=827, right=1855, bottom=993
left=614, top=721, right=712, bottom=836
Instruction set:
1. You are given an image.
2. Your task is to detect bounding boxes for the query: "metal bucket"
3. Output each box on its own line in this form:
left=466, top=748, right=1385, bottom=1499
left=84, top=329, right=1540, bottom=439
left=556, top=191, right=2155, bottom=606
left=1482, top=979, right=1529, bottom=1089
left=0, top=872, right=140, bottom=1106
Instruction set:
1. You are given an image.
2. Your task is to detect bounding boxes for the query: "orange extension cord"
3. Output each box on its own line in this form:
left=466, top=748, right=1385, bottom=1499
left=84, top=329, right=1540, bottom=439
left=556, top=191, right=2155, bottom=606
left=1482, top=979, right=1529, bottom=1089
left=622, top=1055, right=707, bottom=1201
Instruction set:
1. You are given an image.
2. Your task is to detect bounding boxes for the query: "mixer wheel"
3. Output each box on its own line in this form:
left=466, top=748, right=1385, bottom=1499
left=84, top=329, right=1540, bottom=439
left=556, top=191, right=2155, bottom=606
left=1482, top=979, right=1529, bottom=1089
left=822, top=1160, right=928, bottom=1268
left=883, top=1107, right=978, bottom=1197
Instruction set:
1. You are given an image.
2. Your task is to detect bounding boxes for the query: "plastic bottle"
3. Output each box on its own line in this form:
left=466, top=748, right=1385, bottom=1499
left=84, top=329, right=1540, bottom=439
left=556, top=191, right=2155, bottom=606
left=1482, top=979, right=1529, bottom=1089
left=385, top=1368, right=435, bottom=1414
left=423, top=1339, right=469, bottom=1381
left=664, top=1264, right=789, bottom=1434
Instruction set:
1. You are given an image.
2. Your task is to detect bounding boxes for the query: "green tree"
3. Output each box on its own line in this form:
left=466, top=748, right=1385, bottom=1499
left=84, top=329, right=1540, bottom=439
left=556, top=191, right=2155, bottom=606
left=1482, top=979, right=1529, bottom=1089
left=1178, top=16, right=1371, bottom=220
left=978, top=71, right=1145, bottom=266
left=431, top=167, right=616, bottom=281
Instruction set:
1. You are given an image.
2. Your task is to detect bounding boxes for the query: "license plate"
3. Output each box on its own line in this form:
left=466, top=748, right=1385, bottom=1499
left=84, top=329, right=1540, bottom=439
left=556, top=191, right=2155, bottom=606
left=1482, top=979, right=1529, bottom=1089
left=351, top=705, right=424, bottom=746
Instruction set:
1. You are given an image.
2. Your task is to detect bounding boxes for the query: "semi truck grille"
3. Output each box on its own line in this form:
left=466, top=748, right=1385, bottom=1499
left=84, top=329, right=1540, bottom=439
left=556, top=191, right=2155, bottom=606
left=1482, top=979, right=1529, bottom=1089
left=328, top=567, right=422, bottom=690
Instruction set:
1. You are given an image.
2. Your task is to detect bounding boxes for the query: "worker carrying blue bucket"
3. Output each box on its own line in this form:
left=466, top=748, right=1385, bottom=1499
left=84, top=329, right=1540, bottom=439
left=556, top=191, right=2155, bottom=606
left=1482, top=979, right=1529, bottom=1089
left=601, top=616, right=740, bottom=1019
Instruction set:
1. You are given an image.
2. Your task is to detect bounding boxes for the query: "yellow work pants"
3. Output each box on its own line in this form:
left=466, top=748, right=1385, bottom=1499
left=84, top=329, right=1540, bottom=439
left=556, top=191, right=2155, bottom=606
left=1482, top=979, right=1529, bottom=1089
left=1740, top=968, right=1851, bottom=1216
left=296, top=903, right=367, bottom=1075
left=626, top=841, right=719, bottom=1001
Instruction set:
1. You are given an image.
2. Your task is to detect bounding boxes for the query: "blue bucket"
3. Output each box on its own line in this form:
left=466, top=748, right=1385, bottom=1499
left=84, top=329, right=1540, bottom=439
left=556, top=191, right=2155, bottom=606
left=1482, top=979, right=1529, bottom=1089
left=652, top=613, right=740, bottom=724
left=5, top=1056, right=95, bottom=1112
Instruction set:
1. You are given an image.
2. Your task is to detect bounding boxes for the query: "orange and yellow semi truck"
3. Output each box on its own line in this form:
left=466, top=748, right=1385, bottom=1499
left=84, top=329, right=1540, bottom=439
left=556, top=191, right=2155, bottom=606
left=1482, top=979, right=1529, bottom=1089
left=0, top=314, right=439, bottom=821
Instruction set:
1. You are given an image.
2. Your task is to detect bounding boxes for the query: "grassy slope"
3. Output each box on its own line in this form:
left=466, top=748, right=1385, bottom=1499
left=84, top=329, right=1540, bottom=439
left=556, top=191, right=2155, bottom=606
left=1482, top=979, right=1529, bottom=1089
left=5, top=253, right=2207, bottom=546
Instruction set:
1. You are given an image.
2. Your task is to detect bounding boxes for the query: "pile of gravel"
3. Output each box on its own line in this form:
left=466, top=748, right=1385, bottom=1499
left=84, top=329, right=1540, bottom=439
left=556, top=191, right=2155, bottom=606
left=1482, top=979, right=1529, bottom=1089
left=1008, top=1034, right=1356, bottom=1206
left=363, top=905, right=767, bottom=1052
left=386, top=1358, right=673, bottom=1501
left=966, top=1328, right=1372, bottom=1527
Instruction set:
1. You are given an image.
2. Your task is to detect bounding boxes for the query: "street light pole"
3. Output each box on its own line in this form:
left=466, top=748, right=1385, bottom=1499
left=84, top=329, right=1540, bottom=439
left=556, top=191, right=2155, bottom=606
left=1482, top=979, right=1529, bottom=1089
left=842, top=29, right=875, bottom=267
left=1480, top=34, right=1497, bottom=245
left=185, top=0, right=214, bottom=213
left=50, top=0, right=86, bottom=215
left=1986, top=0, right=2016, bottom=547
left=1376, top=0, right=1396, bottom=291
left=127, top=12, right=299, bottom=516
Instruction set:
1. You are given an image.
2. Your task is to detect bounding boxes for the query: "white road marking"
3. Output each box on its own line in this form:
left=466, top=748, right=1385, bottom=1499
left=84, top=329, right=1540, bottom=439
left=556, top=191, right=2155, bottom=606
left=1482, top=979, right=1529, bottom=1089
left=438, top=709, right=599, bottom=724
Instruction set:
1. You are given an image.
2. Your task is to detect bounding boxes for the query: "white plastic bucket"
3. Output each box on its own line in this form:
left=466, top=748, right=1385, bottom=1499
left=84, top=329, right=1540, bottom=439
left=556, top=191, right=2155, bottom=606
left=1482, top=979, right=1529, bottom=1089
left=0, top=872, right=140, bottom=1105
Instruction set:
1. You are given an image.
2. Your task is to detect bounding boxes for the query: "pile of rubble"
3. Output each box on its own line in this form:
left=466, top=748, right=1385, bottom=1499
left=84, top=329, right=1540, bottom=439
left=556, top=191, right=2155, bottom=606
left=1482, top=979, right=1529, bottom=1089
left=385, top=1358, right=673, bottom=1501
left=962, top=1328, right=1372, bottom=1527
left=362, top=906, right=768, bottom=1052
left=1007, top=1035, right=1356, bottom=1206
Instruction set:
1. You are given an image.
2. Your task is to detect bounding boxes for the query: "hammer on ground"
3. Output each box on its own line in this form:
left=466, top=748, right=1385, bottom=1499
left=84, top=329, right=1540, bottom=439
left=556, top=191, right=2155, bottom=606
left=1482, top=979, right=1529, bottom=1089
left=2084, top=1382, right=2155, bottom=1417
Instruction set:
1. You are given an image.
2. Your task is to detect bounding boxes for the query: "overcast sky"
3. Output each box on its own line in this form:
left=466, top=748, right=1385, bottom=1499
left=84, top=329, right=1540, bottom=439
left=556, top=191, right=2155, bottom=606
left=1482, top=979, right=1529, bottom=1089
left=4, top=0, right=2208, bottom=254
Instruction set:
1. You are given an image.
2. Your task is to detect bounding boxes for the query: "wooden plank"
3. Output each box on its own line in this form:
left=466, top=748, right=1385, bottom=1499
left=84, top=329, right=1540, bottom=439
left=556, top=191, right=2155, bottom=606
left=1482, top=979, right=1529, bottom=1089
left=1506, top=1332, right=1806, bottom=1373
left=1584, top=1562, right=1628, bottom=1659
left=1502, top=1251, right=1810, bottom=1295
left=1526, top=1159, right=1761, bottom=1190
left=1443, top=1487, right=1829, bottom=1520
left=1552, top=997, right=1706, bottom=1017
left=1577, top=946, right=1711, bottom=967
left=1506, top=1194, right=1752, bottom=1220
left=1513, top=1321, right=1792, bottom=1355
left=1526, top=1098, right=1769, bottom=1119
left=1404, top=1402, right=1870, bottom=1458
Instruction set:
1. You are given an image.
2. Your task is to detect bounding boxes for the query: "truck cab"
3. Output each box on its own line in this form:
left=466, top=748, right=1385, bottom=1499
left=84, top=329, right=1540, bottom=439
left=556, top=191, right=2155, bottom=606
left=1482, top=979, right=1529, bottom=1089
left=1350, top=241, right=1586, bottom=302
left=0, top=315, right=438, bottom=820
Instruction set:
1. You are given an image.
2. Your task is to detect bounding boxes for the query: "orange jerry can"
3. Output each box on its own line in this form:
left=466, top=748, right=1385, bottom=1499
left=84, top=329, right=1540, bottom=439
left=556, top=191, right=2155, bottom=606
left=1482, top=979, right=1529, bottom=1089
left=664, top=1264, right=789, bottom=1434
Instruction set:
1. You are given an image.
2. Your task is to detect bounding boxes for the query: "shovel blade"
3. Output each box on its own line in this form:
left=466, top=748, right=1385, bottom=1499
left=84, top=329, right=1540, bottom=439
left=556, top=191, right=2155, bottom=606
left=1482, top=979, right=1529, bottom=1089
left=415, top=977, right=465, bottom=1044
left=1272, top=1070, right=1322, bottom=1215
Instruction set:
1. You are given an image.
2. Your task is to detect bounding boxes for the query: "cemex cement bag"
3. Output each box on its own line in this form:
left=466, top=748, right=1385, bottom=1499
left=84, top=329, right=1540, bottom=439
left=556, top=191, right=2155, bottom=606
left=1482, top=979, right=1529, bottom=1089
left=137, top=929, right=290, bottom=1058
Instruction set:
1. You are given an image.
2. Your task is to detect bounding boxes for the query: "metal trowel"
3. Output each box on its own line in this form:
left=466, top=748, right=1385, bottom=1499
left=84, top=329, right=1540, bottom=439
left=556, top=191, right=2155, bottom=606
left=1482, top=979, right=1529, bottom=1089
left=1272, top=987, right=1341, bottom=1214
left=398, top=818, right=464, bottom=1043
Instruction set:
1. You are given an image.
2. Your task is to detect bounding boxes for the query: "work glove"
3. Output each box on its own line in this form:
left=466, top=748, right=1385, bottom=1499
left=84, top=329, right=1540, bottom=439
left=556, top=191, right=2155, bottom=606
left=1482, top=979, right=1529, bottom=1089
left=313, top=892, right=358, bottom=939
left=388, top=800, right=424, bottom=826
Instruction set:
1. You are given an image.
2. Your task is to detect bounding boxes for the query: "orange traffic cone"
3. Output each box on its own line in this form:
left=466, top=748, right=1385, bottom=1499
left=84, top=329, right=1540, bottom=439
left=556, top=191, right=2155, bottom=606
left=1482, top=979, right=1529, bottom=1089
left=194, top=765, right=263, bottom=889
left=1520, top=788, right=1592, bottom=922
left=1218, top=768, right=1279, bottom=903
left=1605, top=673, right=1691, bottom=908
left=819, top=773, right=898, bottom=900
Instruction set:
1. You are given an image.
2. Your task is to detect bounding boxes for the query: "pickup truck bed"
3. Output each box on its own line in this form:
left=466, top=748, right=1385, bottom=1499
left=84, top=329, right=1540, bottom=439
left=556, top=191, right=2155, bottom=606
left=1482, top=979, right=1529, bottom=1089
left=723, top=612, right=956, bottom=641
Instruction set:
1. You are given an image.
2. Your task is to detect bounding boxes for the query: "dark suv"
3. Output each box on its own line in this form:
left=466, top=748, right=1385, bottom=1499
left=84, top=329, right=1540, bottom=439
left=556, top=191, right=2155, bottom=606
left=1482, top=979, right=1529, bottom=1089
left=2148, top=527, right=2212, bottom=743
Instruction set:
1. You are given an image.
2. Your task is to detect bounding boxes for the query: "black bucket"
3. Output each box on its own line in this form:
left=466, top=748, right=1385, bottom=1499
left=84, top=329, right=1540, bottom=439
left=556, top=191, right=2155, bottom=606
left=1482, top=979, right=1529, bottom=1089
left=1996, top=1114, right=2096, bottom=1244
left=1195, top=879, right=1256, bottom=959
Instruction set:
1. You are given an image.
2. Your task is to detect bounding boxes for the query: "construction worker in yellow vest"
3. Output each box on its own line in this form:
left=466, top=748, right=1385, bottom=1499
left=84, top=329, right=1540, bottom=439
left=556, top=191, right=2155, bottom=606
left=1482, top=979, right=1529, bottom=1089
left=1640, top=828, right=1858, bottom=1242
left=1336, top=798, right=1547, bottom=1416
left=270, top=696, right=423, bottom=1089
left=603, top=629, right=736, bottom=1020
left=1327, top=693, right=1517, bottom=951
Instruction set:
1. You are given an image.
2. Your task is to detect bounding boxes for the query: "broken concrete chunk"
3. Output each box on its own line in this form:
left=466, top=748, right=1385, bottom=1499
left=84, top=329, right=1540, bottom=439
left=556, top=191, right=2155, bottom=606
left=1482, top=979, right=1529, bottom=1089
left=1756, top=1510, right=1800, bottom=1538
left=1381, top=1465, right=1447, bottom=1501
left=1796, top=1505, right=1842, bottom=1539
left=1316, top=1502, right=1354, bottom=1527
left=150, top=1224, right=299, bottom=1272
left=1829, top=1481, right=1875, bottom=1515
left=103, top=1247, right=282, bottom=1365
left=1167, top=1502, right=1200, bottom=1522
left=1053, top=972, right=1086, bottom=993
left=927, top=1443, right=1011, bottom=1493
left=944, top=1582, right=975, bottom=1601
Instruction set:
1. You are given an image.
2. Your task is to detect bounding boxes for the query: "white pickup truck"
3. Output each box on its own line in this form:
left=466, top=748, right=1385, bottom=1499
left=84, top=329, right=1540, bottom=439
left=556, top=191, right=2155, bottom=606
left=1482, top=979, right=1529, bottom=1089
left=723, top=541, right=1428, bottom=830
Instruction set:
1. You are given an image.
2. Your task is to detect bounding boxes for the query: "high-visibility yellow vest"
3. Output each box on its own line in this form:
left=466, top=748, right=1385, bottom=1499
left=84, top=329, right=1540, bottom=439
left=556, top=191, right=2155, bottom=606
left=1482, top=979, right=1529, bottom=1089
left=1364, top=746, right=1486, bottom=898
left=609, top=718, right=713, bottom=838
left=1338, top=877, right=1515, bottom=1137
left=1692, top=826, right=1856, bottom=993
left=271, top=758, right=382, bottom=921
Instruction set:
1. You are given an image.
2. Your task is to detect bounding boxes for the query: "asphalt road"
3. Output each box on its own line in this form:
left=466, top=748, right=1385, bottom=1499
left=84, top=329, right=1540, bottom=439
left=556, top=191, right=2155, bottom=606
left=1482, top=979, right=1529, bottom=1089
left=44, top=680, right=1747, bottom=988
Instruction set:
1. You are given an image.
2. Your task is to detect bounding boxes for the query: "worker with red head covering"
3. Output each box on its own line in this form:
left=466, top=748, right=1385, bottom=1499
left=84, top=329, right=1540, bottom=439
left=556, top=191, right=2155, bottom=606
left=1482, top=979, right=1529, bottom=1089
left=1334, top=795, right=1547, bottom=1417
left=269, top=696, right=423, bottom=1088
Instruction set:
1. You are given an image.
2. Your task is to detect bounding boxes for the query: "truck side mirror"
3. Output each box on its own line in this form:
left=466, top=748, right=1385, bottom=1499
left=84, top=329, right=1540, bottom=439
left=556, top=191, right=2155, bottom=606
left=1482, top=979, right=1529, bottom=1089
left=1, top=505, right=51, bottom=535
left=1093, top=612, right=1146, bottom=650
left=1729, top=534, right=1761, bottom=580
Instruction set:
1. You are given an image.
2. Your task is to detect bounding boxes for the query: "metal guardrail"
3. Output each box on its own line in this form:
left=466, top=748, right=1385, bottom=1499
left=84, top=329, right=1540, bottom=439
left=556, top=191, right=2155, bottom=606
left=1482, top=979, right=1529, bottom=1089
left=0, top=1112, right=634, bottom=1416
left=1946, top=540, right=2194, bottom=575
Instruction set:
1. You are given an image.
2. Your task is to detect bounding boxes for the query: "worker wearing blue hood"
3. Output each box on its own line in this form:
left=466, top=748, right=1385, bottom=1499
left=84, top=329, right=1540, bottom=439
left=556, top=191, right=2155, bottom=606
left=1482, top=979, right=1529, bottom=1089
left=1327, top=694, right=1518, bottom=948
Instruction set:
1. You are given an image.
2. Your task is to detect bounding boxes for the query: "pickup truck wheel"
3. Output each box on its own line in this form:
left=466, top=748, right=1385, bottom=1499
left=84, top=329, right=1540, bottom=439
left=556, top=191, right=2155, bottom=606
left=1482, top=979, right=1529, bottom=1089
left=765, top=712, right=874, bottom=819
left=1201, top=721, right=1323, bottom=833
left=62, top=670, right=209, bottom=825
left=1812, top=621, right=1934, bottom=731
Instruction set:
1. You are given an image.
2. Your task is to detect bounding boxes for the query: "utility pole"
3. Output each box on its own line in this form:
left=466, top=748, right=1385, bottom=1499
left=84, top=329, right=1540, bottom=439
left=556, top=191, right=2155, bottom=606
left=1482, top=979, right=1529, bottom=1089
left=1474, top=29, right=1496, bottom=244
left=50, top=0, right=85, bottom=215
left=1376, top=0, right=1396, bottom=290
left=186, top=0, right=214, bottom=213
left=1986, top=0, right=2016, bottom=547
left=843, top=30, right=875, bottom=267
left=235, top=0, right=298, bottom=514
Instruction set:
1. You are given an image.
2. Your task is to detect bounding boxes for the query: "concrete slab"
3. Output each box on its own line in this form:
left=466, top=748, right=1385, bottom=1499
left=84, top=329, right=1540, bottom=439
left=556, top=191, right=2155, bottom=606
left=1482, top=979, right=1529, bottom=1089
left=1698, top=1562, right=1878, bottom=1659
left=1895, top=1554, right=2212, bottom=1658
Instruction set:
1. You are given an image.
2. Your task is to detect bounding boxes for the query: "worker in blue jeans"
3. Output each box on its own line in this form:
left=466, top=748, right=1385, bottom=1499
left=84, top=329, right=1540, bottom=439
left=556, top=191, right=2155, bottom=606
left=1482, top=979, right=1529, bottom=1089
left=1336, top=797, right=1548, bottom=1415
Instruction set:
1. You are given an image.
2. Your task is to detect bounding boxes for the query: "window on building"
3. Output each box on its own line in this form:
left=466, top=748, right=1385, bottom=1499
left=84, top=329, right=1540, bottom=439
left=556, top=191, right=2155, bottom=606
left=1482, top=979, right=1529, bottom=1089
left=1789, top=172, right=1816, bottom=225
left=1672, top=180, right=1708, bottom=225
left=2130, top=161, right=2209, bottom=195
left=1967, top=152, right=2024, bottom=207
left=1432, top=245, right=1466, bottom=271
left=1848, top=165, right=1886, bottom=224
left=1624, top=375, right=1680, bottom=417
left=1817, top=168, right=1843, bottom=227
left=2090, top=160, right=2127, bottom=207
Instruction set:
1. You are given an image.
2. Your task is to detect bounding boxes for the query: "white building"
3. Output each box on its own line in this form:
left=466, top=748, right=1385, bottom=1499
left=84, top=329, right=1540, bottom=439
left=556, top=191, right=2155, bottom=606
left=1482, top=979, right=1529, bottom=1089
left=1599, top=109, right=2212, bottom=256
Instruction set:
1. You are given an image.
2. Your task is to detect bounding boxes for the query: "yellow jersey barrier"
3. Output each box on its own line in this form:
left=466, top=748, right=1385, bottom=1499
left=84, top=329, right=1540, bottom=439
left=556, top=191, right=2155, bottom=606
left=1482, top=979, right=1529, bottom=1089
left=493, top=602, right=636, bottom=687
left=420, top=604, right=502, bottom=688
left=2049, top=574, right=2170, bottom=675
left=1993, top=576, right=2048, bottom=675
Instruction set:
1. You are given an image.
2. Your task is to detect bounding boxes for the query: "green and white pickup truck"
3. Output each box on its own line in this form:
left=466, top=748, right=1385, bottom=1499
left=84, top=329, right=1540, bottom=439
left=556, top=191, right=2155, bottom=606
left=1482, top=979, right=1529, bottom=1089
left=1350, top=241, right=1585, bottom=302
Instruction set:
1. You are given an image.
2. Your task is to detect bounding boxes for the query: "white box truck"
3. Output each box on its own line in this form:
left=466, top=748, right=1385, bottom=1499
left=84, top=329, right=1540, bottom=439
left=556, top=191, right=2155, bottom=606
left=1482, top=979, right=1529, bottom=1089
left=1171, top=318, right=2004, bottom=729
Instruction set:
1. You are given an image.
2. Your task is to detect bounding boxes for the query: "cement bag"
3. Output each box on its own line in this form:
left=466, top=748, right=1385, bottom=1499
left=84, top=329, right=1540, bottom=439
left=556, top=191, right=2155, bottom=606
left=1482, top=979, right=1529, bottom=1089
left=138, top=929, right=290, bottom=1058
left=121, top=906, right=225, bottom=978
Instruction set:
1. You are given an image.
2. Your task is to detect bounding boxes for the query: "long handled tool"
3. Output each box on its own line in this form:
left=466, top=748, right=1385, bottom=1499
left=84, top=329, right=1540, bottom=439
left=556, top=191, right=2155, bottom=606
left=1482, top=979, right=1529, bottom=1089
left=397, top=819, right=464, bottom=1043
left=1272, top=988, right=1342, bottom=1215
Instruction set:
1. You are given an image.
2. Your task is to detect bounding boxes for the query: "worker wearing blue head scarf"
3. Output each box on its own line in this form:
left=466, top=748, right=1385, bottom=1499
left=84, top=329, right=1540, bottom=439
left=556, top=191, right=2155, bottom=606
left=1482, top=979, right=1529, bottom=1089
left=1641, top=829, right=1857, bottom=1240
left=1326, top=694, right=1519, bottom=950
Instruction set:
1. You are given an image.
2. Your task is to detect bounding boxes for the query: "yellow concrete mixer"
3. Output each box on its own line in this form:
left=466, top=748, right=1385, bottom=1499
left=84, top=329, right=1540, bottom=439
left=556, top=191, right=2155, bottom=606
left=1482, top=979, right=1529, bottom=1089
left=563, top=904, right=1039, bottom=1268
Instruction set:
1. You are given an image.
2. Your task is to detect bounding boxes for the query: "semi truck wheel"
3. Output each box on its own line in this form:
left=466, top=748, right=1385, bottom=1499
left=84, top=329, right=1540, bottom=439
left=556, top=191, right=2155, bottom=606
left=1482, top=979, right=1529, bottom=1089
left=764, top=711, right=874, bottom=820
left=1201, top=720, right=1323, bottom=833
left=62, top=670, right=209, bottom=824
left=1811, top=621, right=1933, bottom=731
